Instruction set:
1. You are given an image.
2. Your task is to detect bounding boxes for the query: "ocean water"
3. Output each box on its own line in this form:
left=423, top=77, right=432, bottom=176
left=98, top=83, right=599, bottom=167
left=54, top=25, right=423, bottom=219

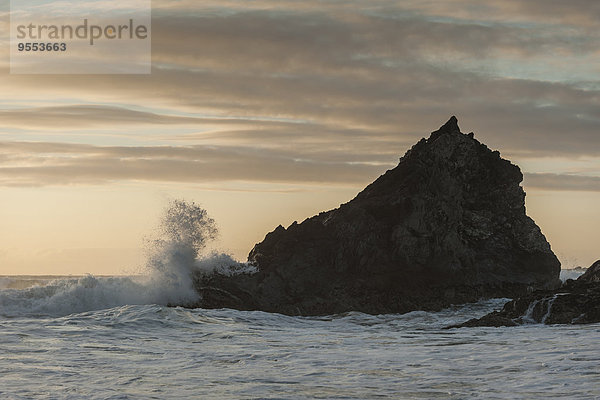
left=2, top=203, right=598, bottom=399
left=1, top=271, right=599, bottom=400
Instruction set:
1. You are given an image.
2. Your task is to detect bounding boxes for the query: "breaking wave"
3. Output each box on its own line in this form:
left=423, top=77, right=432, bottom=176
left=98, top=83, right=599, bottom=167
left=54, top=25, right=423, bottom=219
left=560, top=267, right=586, bottom=282
left=0, top=199, right=255, bottom=317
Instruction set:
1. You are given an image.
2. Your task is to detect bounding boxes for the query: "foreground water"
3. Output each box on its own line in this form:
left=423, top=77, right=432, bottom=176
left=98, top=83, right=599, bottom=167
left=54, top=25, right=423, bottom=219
left=1, top=275, right=599, bottom=399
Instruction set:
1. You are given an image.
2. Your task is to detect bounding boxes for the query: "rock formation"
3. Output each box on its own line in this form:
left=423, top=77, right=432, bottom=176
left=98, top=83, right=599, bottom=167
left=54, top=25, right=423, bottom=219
left=194, top=116, right=561, bottom=315
left=455, top=260, right=600, bottom=327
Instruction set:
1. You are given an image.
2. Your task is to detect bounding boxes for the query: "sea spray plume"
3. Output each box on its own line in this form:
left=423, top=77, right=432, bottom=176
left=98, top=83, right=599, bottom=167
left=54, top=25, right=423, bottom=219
left=144, top=199, right=219, bottom=306
left=0, top=200, right=221, bottom=317
left=144, top=199, right=257, bottom=307
left=160, top=199, right=218, bottom=257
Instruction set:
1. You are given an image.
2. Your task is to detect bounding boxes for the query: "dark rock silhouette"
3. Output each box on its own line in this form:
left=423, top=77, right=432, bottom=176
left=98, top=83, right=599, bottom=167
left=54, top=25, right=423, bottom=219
left=454, top=260, right=600, bottom=327
left=194, top=116, right=561, bottom=315
left=578, top=260, right=600, bottom=283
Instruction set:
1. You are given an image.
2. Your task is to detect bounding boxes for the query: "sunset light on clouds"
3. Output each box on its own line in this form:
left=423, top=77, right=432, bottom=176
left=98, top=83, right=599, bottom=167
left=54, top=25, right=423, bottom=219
left=0, top=0, right=599, bottom=274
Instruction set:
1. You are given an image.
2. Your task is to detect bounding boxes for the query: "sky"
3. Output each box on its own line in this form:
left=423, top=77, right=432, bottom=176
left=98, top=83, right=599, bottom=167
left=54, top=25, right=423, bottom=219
left=0, top=0, right=599, bottom=275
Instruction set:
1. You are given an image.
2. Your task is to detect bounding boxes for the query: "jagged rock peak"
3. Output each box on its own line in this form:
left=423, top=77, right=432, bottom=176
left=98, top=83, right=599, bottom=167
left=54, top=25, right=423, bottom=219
left=423, top=116, right=477, bottom=149
left=432, top=115, right=460, bottom=136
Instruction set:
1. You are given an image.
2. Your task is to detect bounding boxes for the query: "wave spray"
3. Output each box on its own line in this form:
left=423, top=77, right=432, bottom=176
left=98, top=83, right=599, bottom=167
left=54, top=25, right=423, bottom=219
left=0, top=199, right=242, bottom=317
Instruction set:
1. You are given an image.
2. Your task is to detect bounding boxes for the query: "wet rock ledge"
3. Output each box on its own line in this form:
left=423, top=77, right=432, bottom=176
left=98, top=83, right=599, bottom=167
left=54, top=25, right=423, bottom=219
left=194, top=116, right=561, bottom=316
left=455, top=260, right=600, bottom=327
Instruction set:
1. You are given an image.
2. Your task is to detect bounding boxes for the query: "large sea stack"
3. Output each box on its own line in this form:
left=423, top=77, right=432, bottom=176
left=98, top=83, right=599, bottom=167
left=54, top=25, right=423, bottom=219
left=195, top=117, right=561, bottom=315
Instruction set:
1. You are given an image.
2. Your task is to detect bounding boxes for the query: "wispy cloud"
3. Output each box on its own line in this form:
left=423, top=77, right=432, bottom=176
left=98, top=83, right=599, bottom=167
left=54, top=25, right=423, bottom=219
left=1, top=140, right=599, bottom=191
left=0, top=0, right=598, bottom=188
left=524, top=173, right=600, bottom=192
left=0, top=141, right=389, bottom=186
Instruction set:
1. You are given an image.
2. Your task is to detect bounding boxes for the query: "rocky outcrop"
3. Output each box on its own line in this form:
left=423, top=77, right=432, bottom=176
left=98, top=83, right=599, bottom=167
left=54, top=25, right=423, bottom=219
left=578, top=261, right=600, bottom=283
left=454, top=260, right=600, bottom=327
left=194, top=116, right=561, bottom=315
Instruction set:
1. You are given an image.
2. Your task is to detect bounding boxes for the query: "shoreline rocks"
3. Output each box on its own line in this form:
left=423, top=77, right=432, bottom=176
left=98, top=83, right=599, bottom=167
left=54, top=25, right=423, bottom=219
left=453, top=260, right=600, bottom=327
left=193, top=116, right=561, bottom=316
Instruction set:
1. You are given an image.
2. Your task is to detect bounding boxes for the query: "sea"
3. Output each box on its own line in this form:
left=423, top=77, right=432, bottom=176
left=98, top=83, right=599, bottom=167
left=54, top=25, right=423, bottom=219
left=1, top=268, right=598, bottom=400
left=2, top=202, right=598, bottom=399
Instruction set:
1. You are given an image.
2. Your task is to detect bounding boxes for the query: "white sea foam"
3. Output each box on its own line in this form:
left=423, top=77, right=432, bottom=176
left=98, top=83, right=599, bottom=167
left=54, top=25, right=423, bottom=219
left=1, top=300, right=599, bottom=399
left=195, top=251, right=258, bottom=276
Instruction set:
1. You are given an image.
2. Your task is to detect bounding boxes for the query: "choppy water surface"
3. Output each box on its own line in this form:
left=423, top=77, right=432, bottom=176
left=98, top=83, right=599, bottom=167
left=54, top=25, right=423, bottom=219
left=1, top=204, right=597, bottom=399
left=1, top=275, right=599, bottom=399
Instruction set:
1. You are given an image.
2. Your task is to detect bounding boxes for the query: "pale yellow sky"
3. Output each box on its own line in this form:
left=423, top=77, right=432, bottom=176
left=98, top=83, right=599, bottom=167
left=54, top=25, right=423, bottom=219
left=0, top=0, right=599, bottom=274
left=0, top=182, right=363, bottom=274
left=0, top=182, right=598, bottom=275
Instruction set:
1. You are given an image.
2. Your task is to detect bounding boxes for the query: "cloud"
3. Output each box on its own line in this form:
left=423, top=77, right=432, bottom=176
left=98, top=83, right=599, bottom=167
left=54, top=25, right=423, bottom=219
left=2, top=140, right=599, bottom=192
left=0, top=141, right=390, bottom=186
left=524, top=173, right=600, bottom=192
left=150, top=0, right=600, bottom=28
left=0, top=105, right=305, bottom=130
left=0, top=0, right=598, bottom=189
